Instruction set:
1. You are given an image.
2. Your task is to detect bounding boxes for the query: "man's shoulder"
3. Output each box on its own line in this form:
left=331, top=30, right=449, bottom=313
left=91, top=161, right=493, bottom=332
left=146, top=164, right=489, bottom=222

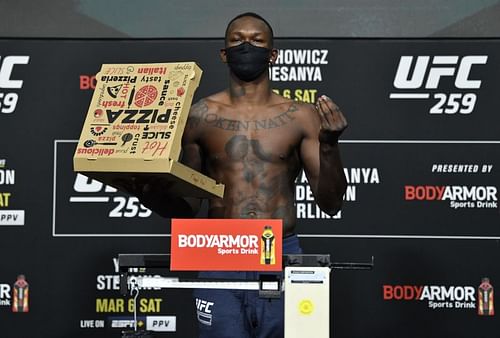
left=186, top=91, right=228, bottom=130
left=271, top=94, right=315, bottom=119
left=195, top=91, right=230, bottom=110
left=270, top=95, right=320, bottom=136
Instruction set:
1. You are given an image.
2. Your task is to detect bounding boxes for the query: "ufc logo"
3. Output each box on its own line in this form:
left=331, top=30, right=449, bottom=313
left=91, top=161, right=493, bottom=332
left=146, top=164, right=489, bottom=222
left=195, top=298, right=214, bottom=314
left=393, top=55, right=488, bottom=89
left=0, top=56, right=30, bottom=89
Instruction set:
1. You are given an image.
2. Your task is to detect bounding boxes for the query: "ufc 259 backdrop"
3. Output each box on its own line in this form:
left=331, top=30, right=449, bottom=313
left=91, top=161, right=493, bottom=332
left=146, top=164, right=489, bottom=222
left=0, top=38, right=498, bottom=338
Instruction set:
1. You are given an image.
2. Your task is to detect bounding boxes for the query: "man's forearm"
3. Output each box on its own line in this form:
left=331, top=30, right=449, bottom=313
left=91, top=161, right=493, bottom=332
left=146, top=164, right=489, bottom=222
left=315, top=141, right=347, bottom=215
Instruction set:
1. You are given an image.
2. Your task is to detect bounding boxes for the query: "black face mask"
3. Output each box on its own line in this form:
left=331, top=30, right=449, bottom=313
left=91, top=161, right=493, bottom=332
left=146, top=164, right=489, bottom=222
left=225, top=42, right=271, bottom=82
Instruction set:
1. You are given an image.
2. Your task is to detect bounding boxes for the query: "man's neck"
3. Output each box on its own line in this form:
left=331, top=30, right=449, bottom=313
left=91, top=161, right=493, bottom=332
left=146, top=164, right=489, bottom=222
left=229, top=73, right=272, bottom=106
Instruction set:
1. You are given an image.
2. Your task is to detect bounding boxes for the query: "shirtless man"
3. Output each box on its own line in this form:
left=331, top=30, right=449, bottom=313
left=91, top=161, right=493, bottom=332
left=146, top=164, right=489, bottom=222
left=137, top=12, right=347, bottom=338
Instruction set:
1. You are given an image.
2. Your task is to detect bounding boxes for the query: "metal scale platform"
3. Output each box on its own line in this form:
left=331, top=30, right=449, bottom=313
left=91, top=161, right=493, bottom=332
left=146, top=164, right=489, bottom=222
left=118, top=253, right=373, bottom=337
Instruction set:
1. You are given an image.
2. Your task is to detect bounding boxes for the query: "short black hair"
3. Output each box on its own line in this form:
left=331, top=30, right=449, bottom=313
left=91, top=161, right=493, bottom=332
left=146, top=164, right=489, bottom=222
left=225, top=12, right=274, bottom=45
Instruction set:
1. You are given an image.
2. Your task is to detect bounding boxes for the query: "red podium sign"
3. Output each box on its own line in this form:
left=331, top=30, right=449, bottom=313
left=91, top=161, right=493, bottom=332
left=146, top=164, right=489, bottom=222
left=171, top=219, right=283, bottom=271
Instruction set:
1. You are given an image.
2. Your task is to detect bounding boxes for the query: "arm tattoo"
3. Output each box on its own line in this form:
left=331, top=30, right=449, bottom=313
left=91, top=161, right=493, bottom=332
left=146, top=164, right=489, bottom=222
left=187, top=100, right=208, bottom=128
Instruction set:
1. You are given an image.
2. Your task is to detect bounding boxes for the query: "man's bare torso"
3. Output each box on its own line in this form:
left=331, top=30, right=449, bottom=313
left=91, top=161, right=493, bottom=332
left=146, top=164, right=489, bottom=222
left=185, top=90, right=312, bottom=235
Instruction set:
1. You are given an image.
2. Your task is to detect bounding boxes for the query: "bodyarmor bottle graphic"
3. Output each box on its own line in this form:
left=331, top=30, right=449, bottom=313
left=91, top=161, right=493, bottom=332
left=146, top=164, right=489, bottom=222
left=478, top=277, right=494, bottom=316
left=12, top=275, right=29, bottom=313
left=260, top=226, right=275, bottom=265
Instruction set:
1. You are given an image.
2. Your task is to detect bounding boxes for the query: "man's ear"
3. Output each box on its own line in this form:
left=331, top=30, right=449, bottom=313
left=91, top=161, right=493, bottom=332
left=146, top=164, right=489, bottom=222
left=269, top=48, right=279, bottom=64
left=220, top=48, right=228, bottom=63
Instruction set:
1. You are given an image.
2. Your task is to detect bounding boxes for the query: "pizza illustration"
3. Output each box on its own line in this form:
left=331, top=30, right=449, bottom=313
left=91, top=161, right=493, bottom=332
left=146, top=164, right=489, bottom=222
left=134, top=85, right=158, bottom=107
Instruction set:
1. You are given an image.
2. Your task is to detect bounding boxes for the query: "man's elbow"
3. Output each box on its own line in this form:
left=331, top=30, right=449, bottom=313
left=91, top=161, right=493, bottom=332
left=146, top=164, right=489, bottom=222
left=320, top=200, right=343, bottom=216
left=317, top=193, right=344, bottom=216
left=318, top=183, right=347, bottom=216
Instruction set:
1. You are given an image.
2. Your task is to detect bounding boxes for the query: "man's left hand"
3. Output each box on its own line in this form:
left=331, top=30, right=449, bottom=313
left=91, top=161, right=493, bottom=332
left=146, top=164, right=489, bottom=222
left=315, top=95, right=348, bottom=144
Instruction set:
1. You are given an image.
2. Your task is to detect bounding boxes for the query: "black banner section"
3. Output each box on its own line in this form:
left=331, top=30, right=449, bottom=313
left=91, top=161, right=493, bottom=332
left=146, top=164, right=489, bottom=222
left=0, top=39, right=498, bottom=337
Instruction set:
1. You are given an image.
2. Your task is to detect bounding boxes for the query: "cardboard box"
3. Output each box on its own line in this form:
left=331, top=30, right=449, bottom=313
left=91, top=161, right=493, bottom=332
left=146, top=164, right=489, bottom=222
left=73, top=62, right=224, bottom=199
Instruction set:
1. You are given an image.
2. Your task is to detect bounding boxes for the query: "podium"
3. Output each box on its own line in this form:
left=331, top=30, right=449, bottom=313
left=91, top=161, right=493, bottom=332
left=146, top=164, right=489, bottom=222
left=118, top=253, right=373, bottom=337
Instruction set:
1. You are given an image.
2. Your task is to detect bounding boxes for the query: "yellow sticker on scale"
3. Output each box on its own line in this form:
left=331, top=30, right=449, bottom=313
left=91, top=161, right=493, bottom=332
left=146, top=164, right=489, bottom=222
left=299, top=299, right=314, bottom=315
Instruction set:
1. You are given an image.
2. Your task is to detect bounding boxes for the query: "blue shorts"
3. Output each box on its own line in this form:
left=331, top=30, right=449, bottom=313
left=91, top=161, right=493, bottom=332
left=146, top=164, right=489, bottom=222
left=193, top=234, right=302, bottom=338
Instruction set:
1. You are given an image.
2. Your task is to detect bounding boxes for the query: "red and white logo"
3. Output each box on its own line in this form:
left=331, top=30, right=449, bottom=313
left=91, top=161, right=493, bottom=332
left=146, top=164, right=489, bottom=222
left=404, top=185, right=498, bottom=209
left=171, top=219, right=282, bottom=271
left=383, top=284, right=477, bottom=310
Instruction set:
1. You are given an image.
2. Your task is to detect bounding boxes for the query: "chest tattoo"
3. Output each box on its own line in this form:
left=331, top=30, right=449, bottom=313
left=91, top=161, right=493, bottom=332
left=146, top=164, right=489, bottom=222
left=204, top=104, right=298, bottom=131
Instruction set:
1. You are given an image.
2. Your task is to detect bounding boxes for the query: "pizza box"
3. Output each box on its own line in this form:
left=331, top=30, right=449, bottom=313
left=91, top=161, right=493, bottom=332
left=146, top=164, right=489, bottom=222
left=73, top=62, right=224, bottom=198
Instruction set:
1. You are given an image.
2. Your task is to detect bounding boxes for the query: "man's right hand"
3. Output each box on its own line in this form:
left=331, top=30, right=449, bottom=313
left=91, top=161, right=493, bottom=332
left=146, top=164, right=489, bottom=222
left=112, top=176, right=197, bottom=218
left=114, top=176, right=173, bottom=199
